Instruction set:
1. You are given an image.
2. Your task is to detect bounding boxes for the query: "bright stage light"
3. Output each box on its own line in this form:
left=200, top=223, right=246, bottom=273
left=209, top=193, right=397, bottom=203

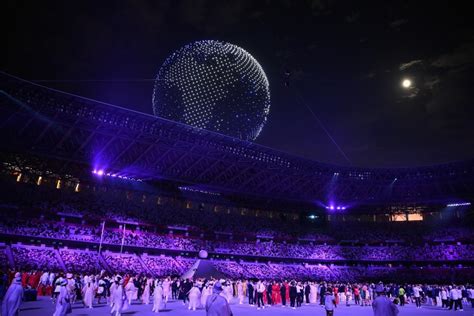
left=92, top=169, right=142, bottom=182
left=326, top=204, right=347, bottom=211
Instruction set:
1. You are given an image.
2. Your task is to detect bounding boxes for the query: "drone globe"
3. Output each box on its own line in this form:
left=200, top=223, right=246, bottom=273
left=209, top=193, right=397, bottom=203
left=152, top=40, right=270, bottom=141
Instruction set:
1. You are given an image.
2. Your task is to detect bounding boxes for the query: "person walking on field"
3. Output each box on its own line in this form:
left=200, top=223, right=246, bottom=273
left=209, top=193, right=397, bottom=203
left=205, top=282, right=233, bottom=316
left=398, top=286, right=405, bottom=306
left=152, top=280, right=163, bottom=313
left=1, top=273, right=23, bottom=316
left=373, top=284, right=398, bottom=316
left=324, top=288, right=336, bottom=316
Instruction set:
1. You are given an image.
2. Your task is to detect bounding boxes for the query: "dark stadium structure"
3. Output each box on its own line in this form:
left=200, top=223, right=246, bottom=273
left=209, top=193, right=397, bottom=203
left=1, top=71, right=474, bottom=285
left=1, top=71, right=473, bottom=208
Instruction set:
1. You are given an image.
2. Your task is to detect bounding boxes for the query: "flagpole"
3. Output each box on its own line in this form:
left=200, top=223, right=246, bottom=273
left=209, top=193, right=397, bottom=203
left=120, top=223, right=126, bottom=254
left=98, top=221, right=105, bottom=255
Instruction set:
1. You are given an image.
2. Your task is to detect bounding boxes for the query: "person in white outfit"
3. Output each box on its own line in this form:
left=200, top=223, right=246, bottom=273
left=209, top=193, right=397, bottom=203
left=162, top=278, right=170, bottom=303
left=37, top=272, right=49, bottom=296
left=256, top=280, right=265, bottom=309
left=66, top=273, right=76, bottom=304
left=110, top=276, right=125, bottom=316
left=52, top=277, right=62, bottom=305
left=223, top=281, right=233, bottom=303
left=40, top=272, right=49, bottom=286
left=237, top=281, right=244, bottom=304
left=53, top=279, right=70, bottom=316
left=2, top=273, right=24, bottom=316
left=109, top=278, right=116, bottom=308
left=456, top=287, right=464, bottom=311
left=188, top=283, right=201, bottom=311
left=440, top=287, right=448, bottom=309
left=49, top=273, right=56, bottom=289
left=97, top=278, right=107, bottom=304
left=142, top=278, right=152, bottom=305
left=310, top=282, right=318, bottom=304
left=468, top=287, right=474, bottom=309
left=201, top=283, right=212, bottom=307
left=413, top=285, right=422, bottom=308
left=449, top=285, right=463, bottom=311
left=125, top=277, right=137, bottom=305
left=152, top=280, right=163, bottom=313
left=344, top=284, right=352, bottom=306
left=82, top=278, right=95, bottom=309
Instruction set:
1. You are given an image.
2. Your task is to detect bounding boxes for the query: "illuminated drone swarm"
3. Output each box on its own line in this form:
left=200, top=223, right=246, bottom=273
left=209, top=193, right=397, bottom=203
left=152, top=40, right=270, bottom=141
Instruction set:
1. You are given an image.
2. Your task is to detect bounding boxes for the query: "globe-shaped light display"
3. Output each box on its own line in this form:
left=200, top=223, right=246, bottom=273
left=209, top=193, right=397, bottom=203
left=152, top=40, right=270, bottom=141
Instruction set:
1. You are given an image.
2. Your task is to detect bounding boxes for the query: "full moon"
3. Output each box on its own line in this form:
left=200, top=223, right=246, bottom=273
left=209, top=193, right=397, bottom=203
left=402, top=79, right=412, bottom=88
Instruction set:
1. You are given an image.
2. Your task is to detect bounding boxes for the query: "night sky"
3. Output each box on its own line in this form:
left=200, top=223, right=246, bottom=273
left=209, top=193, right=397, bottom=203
left=4, top=0, right=474, bottom=167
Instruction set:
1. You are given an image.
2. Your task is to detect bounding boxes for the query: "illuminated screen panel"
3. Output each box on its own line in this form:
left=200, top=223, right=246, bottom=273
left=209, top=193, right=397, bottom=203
left=408, top=213, right=423, bottom=221
left=391, top=213, right=407, bottom=222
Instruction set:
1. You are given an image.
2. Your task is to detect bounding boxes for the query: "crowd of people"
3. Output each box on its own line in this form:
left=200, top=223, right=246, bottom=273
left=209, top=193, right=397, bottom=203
left=2, top=245, right=474, bottom=285
left=11, top=247, right=63, bottom=272
left=2, top=218, right=473, bottom=263
left=1, top=268, right=474, bottom=316
left=59, top=249, right=102, bottom=273
left=1, top=179, right=473, bottom=316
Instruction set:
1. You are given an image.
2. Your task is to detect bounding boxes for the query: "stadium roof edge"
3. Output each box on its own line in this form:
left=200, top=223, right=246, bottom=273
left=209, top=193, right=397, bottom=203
left=1, top=70, right=472, bottom=171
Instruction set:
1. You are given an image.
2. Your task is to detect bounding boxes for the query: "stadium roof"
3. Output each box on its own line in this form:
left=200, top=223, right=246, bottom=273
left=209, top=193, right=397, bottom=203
left=1, top=71, right=473, bottom=205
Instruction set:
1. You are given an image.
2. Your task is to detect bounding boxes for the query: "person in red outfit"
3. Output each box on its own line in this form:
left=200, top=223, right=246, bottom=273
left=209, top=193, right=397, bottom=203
left=333, top=286, right=339, bottom=306
left=354, top=285, right=361, bottom=305
left=123, top=275, right=130, bottom=288
left=28, top=271, right=40, bottom=289
left=21, top=272, right=28, bottom=288
left=272, top=282, right=281, bottom=305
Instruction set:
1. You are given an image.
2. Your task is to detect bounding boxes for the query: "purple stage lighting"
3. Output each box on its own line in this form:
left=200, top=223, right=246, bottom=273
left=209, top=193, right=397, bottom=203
left=447, top=202, right=471, bottom=207
left=91, top=169, right=141, bottom=182
left=326, top=204, right=347, bottom=211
